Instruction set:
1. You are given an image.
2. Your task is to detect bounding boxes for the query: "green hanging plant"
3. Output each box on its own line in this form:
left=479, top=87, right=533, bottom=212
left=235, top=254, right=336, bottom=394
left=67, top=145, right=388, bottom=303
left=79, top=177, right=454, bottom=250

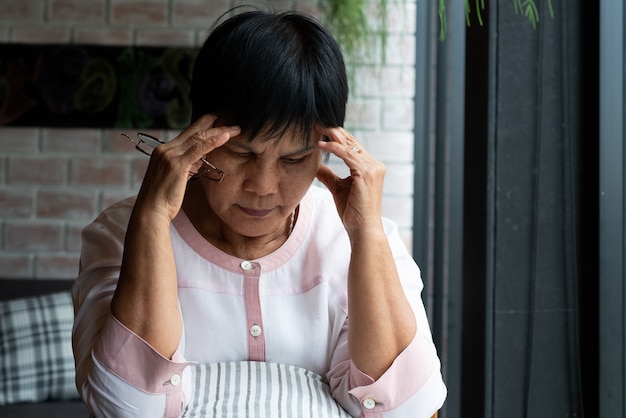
left=318, top=0, right=556, bottom=58
left=513, top=0, right=555, bottom=29
left=319, top=0, right=389, bottom=65
left=438, top=0, right=555, bottom=41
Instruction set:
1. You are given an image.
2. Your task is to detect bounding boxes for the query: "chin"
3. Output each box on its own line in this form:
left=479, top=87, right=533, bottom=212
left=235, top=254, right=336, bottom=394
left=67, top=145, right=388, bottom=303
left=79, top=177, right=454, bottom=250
left=230, top=220, right=278, bottom=238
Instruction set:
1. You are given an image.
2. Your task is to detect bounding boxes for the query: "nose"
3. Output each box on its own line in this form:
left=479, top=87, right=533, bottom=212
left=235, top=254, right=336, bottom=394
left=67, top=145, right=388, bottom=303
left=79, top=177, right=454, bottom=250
left=242, top=160, right=280, bottom=196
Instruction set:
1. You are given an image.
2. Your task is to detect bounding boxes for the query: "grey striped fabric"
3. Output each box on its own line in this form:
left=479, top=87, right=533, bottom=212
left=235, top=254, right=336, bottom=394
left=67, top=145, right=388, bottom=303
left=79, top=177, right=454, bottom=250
left=182, top=361, right=353, bottom=418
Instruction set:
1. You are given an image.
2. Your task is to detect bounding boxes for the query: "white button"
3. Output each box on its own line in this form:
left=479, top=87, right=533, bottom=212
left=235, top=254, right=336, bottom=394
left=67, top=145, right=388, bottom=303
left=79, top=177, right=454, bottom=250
left=169, top=373, right=181, bottom=386
left=363, top=398, right=376, bottom=409
left=249, top=324, right=262, bottom=337
left=240, top=260, right=253, bottom=271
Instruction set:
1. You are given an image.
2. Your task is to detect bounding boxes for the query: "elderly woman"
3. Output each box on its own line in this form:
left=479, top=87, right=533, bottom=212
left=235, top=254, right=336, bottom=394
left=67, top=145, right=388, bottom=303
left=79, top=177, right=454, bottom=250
left=72, top=8, right=446, bottom=418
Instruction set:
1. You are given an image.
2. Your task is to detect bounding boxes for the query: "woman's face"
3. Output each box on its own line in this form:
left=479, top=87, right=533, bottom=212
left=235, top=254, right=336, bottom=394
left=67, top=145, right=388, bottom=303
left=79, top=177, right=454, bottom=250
left=198, top=127, right=324, bottom=239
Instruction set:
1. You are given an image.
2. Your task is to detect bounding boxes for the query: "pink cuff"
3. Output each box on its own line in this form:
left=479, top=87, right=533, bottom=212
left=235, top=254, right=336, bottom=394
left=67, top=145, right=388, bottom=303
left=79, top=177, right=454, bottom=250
left=348, top=333, right=440, bottom=411
left=94, top=314, right=194, bottom=394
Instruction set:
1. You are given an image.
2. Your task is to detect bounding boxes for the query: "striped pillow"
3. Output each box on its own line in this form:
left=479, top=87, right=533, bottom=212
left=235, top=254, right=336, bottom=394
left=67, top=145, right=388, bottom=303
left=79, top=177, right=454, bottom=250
left=183, top=361, right=353, bottom=418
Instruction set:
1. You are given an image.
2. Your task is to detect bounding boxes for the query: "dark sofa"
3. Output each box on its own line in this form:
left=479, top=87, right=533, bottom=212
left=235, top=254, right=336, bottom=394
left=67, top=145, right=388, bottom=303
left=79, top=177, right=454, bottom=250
left=0, top=279, right=89, bottom=418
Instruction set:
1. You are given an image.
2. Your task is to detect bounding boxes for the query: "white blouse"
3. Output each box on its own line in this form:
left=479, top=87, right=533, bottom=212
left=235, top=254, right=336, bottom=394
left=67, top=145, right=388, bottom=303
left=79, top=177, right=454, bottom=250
left=72, top=186, right=446, bottom=418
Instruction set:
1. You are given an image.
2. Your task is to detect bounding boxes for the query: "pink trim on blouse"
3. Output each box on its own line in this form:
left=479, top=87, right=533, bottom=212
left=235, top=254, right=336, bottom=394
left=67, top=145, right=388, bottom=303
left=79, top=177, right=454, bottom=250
left=348, top=333, right=440, bottom=411
left=171, top=188, right=313, bottom=272
left=94, top=314, right=194, bottom=393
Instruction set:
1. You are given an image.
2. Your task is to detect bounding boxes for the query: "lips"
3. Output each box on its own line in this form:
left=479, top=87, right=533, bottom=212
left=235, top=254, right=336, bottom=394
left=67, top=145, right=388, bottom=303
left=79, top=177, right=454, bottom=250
left=239, top=206, right=273, bottom=217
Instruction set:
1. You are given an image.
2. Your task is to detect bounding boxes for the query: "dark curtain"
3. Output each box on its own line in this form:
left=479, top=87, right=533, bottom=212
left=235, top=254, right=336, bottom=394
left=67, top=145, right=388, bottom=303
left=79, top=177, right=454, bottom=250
left=461, top=0, right=595, bottom=417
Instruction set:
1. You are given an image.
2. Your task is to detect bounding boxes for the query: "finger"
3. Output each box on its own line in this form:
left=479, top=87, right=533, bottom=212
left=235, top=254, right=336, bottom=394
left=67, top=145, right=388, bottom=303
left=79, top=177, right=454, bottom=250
left=316, top=164, right=352, bottom=217
left=173, top=124, right=240, bottom=163
left=167, top=113, right=238, bottom=149
left=151, top=123, right=239, bottom=180
left=316, top=126, right=365, bottom=163
left=316, top=164, right=338, bottom=193
left=188, top=113, right=219, bottom=133
left=316, top=125, right=345, bottom=146
left=168, top=114, right=219, bottom=146
left=159, top=114, right=218, bottom=152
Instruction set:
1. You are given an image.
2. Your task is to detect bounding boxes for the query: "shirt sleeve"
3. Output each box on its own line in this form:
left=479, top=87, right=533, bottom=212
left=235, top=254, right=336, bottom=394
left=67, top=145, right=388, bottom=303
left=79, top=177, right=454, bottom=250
left=72, top=199, right=194, bottom=418
left=326, top=218, right=447, bottom=418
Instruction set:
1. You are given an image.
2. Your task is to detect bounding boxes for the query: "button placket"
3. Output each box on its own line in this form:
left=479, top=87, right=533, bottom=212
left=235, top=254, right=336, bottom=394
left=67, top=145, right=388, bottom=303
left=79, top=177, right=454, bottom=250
left=243, top=261, right=265, bottom=361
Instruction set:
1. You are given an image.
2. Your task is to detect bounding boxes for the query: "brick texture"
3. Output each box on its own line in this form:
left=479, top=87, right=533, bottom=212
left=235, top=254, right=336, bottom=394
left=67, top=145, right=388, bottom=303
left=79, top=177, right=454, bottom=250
left=0, top=0, right=43, bottom=22
left=172, top=1, right=231, bottom=27
left=100, top=190, right=135, bottom=211
left=7, top=157, right=67, bottom=185
left=37, top=189, right=98, bottom=219
left=66, top=223, right=85, bottom=251
left=0, top=254, right=33, bottom=278
left=346, top=99, right=382, bottom=130
left=70, top=158, right=129, bottom=186
left=0, top=128, right=39, bottom=152
left=0, top=0, right=418, bottom=279
left=383, top=98, right=415, bottom=130
left=0, top=189, right=34, bottom=218
left=48, top=0, right=106, bottom=23
left=42, top=128, right=101, bottom=153
left=36, top=253, right=80, bottom=278
left=110, top=0, right=168, bottom=26
left=73, top=28, right=134, bottom=46
left=11, top=27, right=71, bottom=43
left=4, top=222, right=64, bottom=251
left=135, top=29, right=195, bottom=46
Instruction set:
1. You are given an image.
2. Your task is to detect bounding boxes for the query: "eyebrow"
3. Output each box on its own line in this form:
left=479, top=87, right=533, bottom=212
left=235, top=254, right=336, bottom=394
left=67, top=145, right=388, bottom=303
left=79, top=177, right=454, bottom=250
left=284, top=146, right=317, bottom=156
left=226, top=141, right=317, bottom=157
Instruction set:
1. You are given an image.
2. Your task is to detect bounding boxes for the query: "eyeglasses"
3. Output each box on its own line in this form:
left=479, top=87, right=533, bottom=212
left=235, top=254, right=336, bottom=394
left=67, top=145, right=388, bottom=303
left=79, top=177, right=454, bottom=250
left=122, top=132, right=225, bottom=183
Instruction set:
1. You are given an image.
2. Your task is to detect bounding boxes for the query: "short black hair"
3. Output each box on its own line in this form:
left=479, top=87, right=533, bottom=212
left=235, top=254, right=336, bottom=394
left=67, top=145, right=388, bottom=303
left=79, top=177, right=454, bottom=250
left=190, top=9, right=348, bottom=144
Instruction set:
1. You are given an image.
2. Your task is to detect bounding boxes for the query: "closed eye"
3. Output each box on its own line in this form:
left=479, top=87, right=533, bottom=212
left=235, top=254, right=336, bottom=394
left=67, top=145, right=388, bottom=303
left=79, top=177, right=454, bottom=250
left=230, top=150, right=254, bottom=158
left=282, top=156, right=307, bottom=164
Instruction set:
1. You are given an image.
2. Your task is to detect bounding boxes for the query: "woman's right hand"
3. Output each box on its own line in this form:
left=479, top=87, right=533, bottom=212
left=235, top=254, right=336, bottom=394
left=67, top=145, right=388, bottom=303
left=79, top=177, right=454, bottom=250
left=112, top=115, right=239, bottom=357
left=134, top=114, right=241, bottom=221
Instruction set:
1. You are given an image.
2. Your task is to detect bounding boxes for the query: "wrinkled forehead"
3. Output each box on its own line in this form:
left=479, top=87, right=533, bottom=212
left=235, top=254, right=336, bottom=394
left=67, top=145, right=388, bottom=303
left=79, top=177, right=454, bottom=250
left=226, top=128, right=323, bottom=156
left=237, top=119, right=320, bottom=147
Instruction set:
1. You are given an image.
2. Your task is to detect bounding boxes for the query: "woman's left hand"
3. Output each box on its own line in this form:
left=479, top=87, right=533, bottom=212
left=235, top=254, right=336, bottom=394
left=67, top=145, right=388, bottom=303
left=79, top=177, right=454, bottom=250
left=316, top=126, right=386, bottom=237
left=317, top=127, right=416, bottom=380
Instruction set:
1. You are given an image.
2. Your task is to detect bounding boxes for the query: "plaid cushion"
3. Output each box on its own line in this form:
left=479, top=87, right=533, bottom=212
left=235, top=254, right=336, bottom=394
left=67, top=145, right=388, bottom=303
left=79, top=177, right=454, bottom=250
left=0, top=291, right=79, bottom=404
left=183, top=361, right=353, bottom=418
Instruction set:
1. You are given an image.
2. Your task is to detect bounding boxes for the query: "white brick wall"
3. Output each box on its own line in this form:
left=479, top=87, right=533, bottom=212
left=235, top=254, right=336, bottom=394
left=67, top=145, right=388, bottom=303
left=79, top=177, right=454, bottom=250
left=0, top=0, right=417, bottom=278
